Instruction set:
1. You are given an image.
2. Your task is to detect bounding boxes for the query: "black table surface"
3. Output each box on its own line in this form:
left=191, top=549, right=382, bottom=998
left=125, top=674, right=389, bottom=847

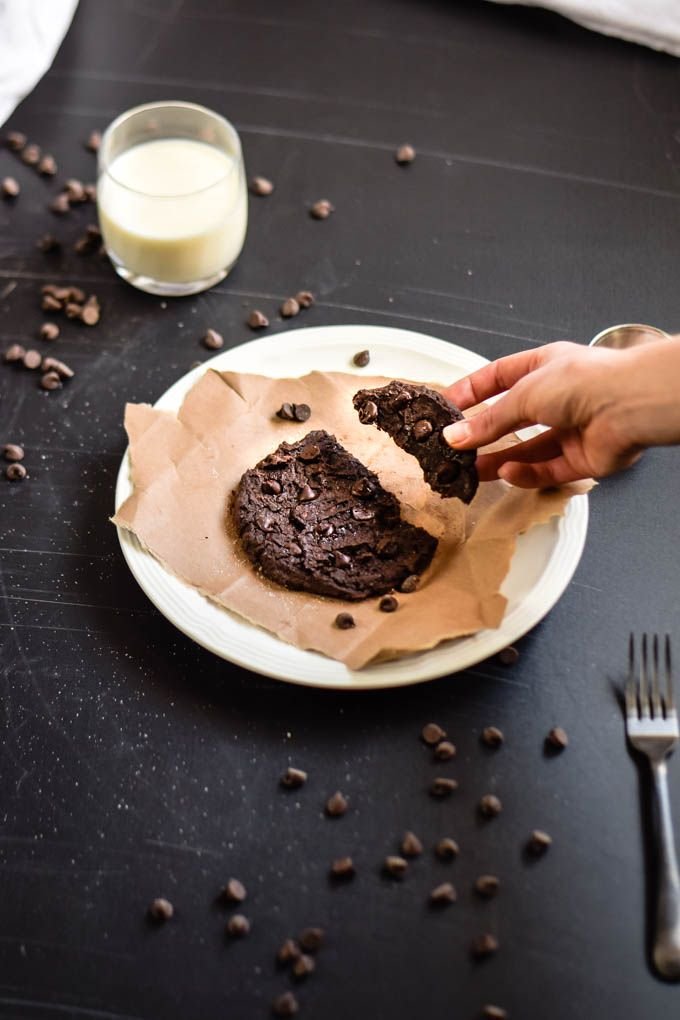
left=2, top=1, right=680, bottom=1018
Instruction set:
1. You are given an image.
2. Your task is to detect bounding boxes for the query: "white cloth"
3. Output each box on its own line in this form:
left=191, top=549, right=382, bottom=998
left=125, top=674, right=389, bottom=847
left=488, top=0, right=680, bottom=56
left=0, top=0, right=78, bottom=127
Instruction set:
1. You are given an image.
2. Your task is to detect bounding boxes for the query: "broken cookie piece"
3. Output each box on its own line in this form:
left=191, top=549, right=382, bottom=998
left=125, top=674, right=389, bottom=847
left=352, top=381, right=478, bottom=503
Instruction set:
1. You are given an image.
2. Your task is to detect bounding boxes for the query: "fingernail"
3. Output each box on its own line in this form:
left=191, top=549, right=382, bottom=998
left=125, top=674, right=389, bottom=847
left=443, top=421, right=471, bottom=446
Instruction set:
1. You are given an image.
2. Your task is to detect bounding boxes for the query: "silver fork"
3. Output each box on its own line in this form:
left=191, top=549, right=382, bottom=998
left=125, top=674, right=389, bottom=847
left=626, top=633, right=680, bottom=979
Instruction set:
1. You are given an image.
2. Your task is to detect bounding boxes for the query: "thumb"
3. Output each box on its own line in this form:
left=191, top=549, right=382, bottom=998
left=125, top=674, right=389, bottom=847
left=443, top=391, right=526, bottom=450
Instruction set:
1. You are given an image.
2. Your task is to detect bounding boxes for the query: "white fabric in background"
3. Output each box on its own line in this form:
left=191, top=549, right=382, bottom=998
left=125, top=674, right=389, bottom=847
left=0, top=0, right=78, bottom=127
left=488, top=0, right=680, bottom=56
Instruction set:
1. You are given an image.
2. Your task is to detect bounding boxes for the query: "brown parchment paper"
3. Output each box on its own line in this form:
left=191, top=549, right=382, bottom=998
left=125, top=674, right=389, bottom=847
left=113, top=369, right=586, bottom=670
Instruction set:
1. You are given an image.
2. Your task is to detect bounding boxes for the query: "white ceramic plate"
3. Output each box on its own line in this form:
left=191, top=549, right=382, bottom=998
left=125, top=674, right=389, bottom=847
left=115, top=324, right=588, bottom=689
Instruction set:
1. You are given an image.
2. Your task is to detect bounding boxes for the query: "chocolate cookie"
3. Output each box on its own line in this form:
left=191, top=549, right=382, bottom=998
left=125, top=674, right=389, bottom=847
left=352, top=381, right=478, bottom=503
left=232, top=430, right=437, bottom=601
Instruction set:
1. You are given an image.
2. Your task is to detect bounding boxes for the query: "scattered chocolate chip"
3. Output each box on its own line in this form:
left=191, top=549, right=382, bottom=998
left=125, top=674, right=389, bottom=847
left=248, top=309, right=269, bottom=329
left=292, top=954, right=315, bottom=979
left=84, top=183, right=97, bottom=202
left=293, top=403, right=311, bottom=422
left=434, top=740, right=456, bottom=761
left=65, top=302, right=83, bottom=319
left=357, top=398, right=377, bottom=423
left=280, top=297, right=300, bottom=318
left=222, top=878, right=247, bottom=903
left=22, top=349, right=42, bottom=370
left=38, top=154, right=57, bottom=176
left=352, top=349, right=371, bottom=368
left=482, top=1006, right=508, bottom=1020
left=1, top=176, right=19, bottom=199
left=41, top=357, right=74, bottom=379
left=310, top=199, right=334, bottom=219
left=527, top=829, right=552, bottom=854
left=68, top=286, right=86, bottom=303
left=384, top=855, right=408, bottom=878
left=276, top=402, right=296, bottom=421
left=277, top=938, right=301, bottom=964
left=226, top=913, right=250, bottom=937
left=421, top=722, right=446, bottom=745
left=430, top=777, right=458, bottom=797
left=481, top=726, right=504, bottom=748
left=498, top=645, right=519, bottom=665
left=475, top=875, right=500, bottom=898
left=330, top=856, right=355, bottom=879
left=148, top=897, right=174, bottom=922
left=479, top=794, right=502, bottom=818
left=80, top=296, right=100, bottom=325
left=40, top=322, right=60, bottom=342
left=435, top=837, right=459, bottom=860
left=546, top=726, right=568, bottom=751
left=395, top=144, right=416, bottom=165
left=400, top=831, right=423, bottom=857
left=6, top=462, right=27, bottom=481
left=21, top=143, right=40, bottom=165
left=86, top=130, right=101, bottom=152
left=250, top=175, right=273, bottom=196
left=4, top=344, right=25, bottom=362
left=400, top=574, right=419, bottom=593
left=37, top=233, right=61, bottom=253
left=430, top=882, right=456, bottom=905
left=272, top=991, right=299, bottom=1016
left=298, top=927, right=324, bottom=952
left=281, top=766, right=307, bottom=788
left=64, top=178, right=86, bottom=203
left=413, top=419, right=433, bottom=442
left=379, top=595, right=398, bottom=613
left=50, top=193, right=70, bottom=215
left=202, top=328, right=223, bottom=350
left=298, top=483, right=317, bottom=502
left=40, top=370, right=62, bottom=391
left=295, top=290, right=314, bottom=308
left=325, top=791, right=348, bottom=816
left=41, top=294, right=62, bottom=311
left=6, top=131, right=27, bottom=151
left=73, top=224, right=102, bottom=254
left=471, top=933, right=499, bottom=959
left=3, top=444, right=24, bottom=462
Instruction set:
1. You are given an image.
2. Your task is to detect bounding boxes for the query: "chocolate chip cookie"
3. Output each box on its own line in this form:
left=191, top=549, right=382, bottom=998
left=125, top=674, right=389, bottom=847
left=232, top=430, right=437, bottom=600
left=352, top=381, right=478, bottom=503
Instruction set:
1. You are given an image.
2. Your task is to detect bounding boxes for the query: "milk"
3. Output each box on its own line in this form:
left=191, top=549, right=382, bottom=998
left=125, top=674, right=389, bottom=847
left=97, top=138, right=247, bottom=287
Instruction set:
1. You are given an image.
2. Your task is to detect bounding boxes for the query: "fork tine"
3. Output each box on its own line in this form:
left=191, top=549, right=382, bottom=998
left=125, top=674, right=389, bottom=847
left=626, top=632, right=638, bottom=715
left=651, top=633, right=662, bottom=718
left=640, top=633, right=651, bottom=718
left=665, top=634, right=675, bottom=716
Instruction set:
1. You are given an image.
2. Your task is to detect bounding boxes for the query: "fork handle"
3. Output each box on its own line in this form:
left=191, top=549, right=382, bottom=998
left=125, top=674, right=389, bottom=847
left=651, top=760, right=680, bottom=980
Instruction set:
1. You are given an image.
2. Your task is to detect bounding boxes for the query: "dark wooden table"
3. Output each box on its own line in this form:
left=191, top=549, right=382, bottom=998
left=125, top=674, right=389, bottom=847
left=2, top=2, right=680, bottom=1017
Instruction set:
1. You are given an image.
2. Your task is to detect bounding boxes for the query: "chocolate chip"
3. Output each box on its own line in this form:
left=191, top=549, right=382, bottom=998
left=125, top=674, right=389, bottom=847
left=352, top=349, right=370, bottom=368
left=4, top=344, right=25, bottom=362
left=202, top=328, right=223, bottom=350
left=42, top=294, right=62, bottom=311
left=430, top=777, right=458, bottom=797
left=1, top=177, right=19, bottom=198
left=430, top=882, right=456, bottom=905
left=262, top=479, right=281, bottom=495
left=319, top=523, right=334, bottom=537
left=292, top=954, right=315, bottom=979
left=351, top=506, right=374, bottom=521
left=6, top=463, right=27, bottom=481
left=148, top=897, right=174, bottom=922
left=471, top=933, right=499, bottom=959
left=434, top=740, right=456, bottom=761
left=68, top=287, right=87, bottom=303
left=498, top=645, right=519, bottom=665
left=395, top=144, right=416, bottom=165
left=527, top=829, right=552, bottom=854
left=299, top=443, right=321, bottom=461
left=6, top=131, right=26, bottom=151
left=64, top=179, right=86, bottom=203
left=479, top=794, right=502, bottom=818
left=249, top=175, right=273, bottom=196
left=84, top=183, right=97, bottom=202
left=280, top=297, right=300, bottom=318
left=350, top=478, right=372, bottom=498
left=226, top=913, right=250, bottom=937
left=21, top=143, right=40, bottom=165
left=334, top=551, right=351, bottom=567
left=74, top=228, right=101, bottom=254
left=357, top=399, right=377, bottom=423
left=546, top=726, right=568, bottom=751
left=295, top=290, right=314, bottom=308
left=435, top=837, right=459, bottom=860
left=86, top=130, right=101, bottom=152
left=298, top=484, right=317, bottom=502
left=38, top=154, right=57, bottom=176
left=400, top=574, right=419, bottom=593
left=40, top=322, right=60, bottom=341
left=298, top=927, right=324, bottom=952
left=475, top=875, right=500, bottom=897
left=400, top=831, right=423, bottom=857
left=325, top=791, right=348, bottom=816
left=276, top=402, right=296, bottom=421
left=280, top=766, right=307, bottom=788
left=277, top=938, right=301, bottom=964
left=22, top=349, right=42, bottom=370
left=50, top=193, right=70, bottom=215
left=421, top=722, right=446, bottom=745
left=379, top=595, right=398, bottom=613
left=310, top=199, right=334, bottom=219
left=37, top=234, right=60, bottom=253
left=272, top=991, right=299, bottom=1016
left=376, top=537, right=397, bottom=558
left=248, top=309, right=269, bottom=329
left=42, top=357, right=74, bottom=379
left=413, top=419, right=433, bottom=442
left=482, top=1006, right=508, bottom=1020
left=40, top=371, right=62, bottom=391
left=384, top=855, right=408, bottom=878
left=293, top=403, right=311, bottom=422
left=3, top=444, right=24, bottom=462
left=435, top=462, right=460, bottom=486
left=80, top=296, right=100, bottom=325
left=481, top=726, right=504, bottom=748
left=330, top=856, right=355, bottom=879
left=222, top=878, right=247, bottom=903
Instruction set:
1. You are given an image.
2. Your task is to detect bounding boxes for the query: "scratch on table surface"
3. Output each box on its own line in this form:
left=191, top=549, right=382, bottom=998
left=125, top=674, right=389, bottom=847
left=572, top=581, right=604, bottom=594
left=0, top=281, right=17, bottom=300
left=144, top=838, right=223, bottom=859
left=0, top=547, right=112, bottom=560
left=0, top=594, right=155, bottom=615
left=466, top=667, right=530, bottom=689
left=0, top=993, right=142, bottom=1020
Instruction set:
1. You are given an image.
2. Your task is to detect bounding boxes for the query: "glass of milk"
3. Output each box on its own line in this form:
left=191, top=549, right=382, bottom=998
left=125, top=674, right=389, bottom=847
left=97, top=101, right=248, bottom=296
